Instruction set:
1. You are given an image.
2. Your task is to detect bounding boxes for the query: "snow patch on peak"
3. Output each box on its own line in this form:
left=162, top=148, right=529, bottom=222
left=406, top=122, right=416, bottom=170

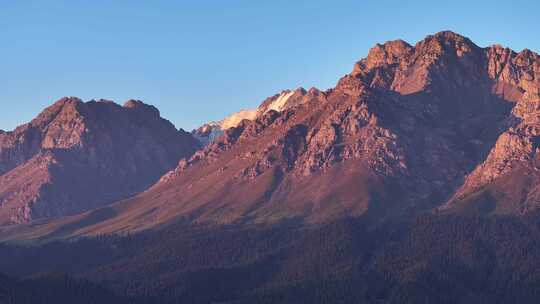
left=193, top=126, right=224, bottom=146
left=219, top=109, right=258, bottom=129
left=192, top=109, right=258, bottom=146
left=193, top=89, right=299, bottom=146
left=265, top=91, right=296, bottom=113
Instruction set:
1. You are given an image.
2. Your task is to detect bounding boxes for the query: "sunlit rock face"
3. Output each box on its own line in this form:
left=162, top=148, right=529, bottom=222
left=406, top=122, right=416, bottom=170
left=106, top=31, right=540, bottom=232
left=0, top=98, right=199, bottom=224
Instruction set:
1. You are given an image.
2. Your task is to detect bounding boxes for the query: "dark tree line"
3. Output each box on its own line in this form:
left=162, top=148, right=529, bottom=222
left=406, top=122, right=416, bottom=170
left=3, top=213, right=540, bottom=303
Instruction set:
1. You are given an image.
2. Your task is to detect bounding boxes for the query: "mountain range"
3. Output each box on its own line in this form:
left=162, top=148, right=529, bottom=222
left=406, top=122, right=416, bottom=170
left=2, top=31, right=539, bottom=239
left=1, top=31, right=540, bottom=303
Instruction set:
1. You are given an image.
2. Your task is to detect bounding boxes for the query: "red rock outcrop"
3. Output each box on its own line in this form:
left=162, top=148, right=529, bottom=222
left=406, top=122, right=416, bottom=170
left=0, top=98, right=199, bottom=224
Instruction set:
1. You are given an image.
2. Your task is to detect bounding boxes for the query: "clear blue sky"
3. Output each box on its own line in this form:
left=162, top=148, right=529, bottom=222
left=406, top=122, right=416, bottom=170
left=1, top=0, right=538, bottom=131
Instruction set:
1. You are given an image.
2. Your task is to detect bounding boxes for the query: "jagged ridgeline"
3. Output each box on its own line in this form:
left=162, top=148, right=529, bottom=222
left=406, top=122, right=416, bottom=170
left=1, top=31, right=539, bottom=240
left=1, top=30, right=540, bottom=304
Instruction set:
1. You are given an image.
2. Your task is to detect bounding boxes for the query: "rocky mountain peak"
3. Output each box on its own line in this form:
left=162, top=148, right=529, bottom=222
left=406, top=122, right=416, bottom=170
left=123, top=99, right=161, bottom=117
left=364, top=39, right=413, bottom=69
left=30, top=97, right=83, bottom=128
left=52, top=96, right=83, bottom=106
left=192, top=87, right=315, bottom=147
left=0, top=98, right=199, bottom=224
left=257, top=88, right=309, bottom=114
left=348, top=31, right=496, bottom=97
left=417, top=30, right=478, bottom=51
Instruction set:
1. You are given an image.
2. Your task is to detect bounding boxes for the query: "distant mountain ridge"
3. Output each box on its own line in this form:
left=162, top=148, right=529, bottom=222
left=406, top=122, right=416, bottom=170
left=192, top=88, right=309, bottom=146
left=192, top=109, right=258, bottom=146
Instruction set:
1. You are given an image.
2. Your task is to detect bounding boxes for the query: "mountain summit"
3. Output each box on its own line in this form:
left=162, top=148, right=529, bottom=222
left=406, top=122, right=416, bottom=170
left=192, top=88, right=310, bottom=146
left=0, top=98, right=199, bottom=224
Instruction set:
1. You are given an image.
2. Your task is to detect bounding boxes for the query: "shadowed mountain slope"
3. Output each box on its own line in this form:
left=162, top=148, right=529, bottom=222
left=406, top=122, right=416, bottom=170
left=0, top=98, right=199, bottom=225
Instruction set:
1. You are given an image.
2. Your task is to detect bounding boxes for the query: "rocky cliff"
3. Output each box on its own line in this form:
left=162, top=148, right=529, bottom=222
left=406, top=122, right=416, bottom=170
left=0, top=98, right=199, bottom=224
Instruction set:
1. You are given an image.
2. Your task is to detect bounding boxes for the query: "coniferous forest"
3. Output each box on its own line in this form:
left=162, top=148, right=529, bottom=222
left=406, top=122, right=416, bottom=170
left=2, top=213, right=540, bottom=303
